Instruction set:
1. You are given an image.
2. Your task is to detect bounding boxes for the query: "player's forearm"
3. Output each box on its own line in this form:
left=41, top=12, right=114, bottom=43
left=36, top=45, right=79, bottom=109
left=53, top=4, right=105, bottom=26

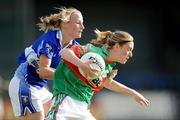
left=61, top=48, right=84, bottom=67
left=39, top=55, right=55, bottom=80
left=104, top=80, right=136, bottom=96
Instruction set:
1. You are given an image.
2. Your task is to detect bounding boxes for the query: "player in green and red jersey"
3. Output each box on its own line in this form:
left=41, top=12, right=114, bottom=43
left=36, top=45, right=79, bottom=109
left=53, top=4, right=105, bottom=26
left=46, top=29, right=150, bottom=120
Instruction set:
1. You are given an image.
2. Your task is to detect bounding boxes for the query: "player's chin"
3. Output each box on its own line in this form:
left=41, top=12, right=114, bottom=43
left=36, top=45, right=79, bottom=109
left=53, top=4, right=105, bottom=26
left=120, top=60, right=127, bottom=64
left=76, top=34, right=82, bottom=38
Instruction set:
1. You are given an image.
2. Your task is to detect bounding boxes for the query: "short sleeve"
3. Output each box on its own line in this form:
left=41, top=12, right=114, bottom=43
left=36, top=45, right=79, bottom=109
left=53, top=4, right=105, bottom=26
left=68, top=44, right=88, bottom=58
left=38, top=41, right=54, bottom=59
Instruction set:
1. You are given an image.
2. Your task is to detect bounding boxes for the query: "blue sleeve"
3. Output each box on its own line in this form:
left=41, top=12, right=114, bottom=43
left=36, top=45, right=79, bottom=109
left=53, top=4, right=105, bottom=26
left=35, top=31, right=55, bottom=59
left=38, top=40, right=54, bottom=59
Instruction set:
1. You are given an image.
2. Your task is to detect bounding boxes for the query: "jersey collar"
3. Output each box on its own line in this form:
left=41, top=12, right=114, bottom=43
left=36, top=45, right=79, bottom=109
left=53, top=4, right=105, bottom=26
left=101, top=46, right=114, bottom=64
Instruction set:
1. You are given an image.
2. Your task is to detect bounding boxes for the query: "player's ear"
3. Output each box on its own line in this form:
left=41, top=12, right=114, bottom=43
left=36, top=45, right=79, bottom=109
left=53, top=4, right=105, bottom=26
left=113, top=43, right=120, bottom=49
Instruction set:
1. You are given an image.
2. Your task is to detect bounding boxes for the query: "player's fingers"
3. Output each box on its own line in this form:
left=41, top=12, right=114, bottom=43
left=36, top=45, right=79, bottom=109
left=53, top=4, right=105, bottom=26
left=144, top=99, right=150, bottom=106
left=140, top=99, right=150, bottom=107
left=91, top=68, right=100, bottom=73
left=112, top=69, right=118, bottom=73
left=85, top=60, right=95, bottom=64
left=85, top=60, right=101, bottom=72
left=108, top=70, right=118, bottom=79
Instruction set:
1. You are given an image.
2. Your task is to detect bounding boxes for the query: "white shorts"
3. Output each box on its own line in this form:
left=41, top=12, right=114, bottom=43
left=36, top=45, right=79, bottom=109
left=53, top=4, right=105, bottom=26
left=45, top=94, right=96, bottom=120
left=8, top=64, right=52, bottom=116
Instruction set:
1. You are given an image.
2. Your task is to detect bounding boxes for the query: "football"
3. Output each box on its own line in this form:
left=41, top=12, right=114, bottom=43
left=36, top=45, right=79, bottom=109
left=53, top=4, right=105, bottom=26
left=79, top=52, right=105, bottom=80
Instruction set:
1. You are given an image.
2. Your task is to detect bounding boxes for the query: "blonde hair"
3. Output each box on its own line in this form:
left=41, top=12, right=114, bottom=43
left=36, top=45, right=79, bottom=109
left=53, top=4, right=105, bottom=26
left=90, top=29, right=134, bottom=48
left=37, top=7, right=81, bottom=32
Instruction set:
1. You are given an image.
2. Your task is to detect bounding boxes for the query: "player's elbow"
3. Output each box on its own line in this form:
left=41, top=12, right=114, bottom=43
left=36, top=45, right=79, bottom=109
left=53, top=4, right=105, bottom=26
left=38, top=68, right=47, bottom=79
left=60, top=49, right=66, bottom=59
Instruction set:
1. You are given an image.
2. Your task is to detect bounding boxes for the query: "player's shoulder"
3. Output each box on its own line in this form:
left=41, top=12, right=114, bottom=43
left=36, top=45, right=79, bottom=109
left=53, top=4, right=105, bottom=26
left=86, top=43, right=101, bottom=52
left=43, top=30, right=57, bottom=39
left=41, top=30, right=59, bottom=44
left=85, top=43, right=94, bottom=47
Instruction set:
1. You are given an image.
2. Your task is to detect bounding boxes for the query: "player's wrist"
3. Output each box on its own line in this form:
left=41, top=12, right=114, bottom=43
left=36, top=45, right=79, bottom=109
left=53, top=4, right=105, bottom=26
left=76, top=59, right=84, bottom=67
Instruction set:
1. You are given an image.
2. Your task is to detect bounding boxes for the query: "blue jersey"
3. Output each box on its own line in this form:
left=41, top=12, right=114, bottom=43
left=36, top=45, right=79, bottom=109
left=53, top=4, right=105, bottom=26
left=18, top=30, right=79, bottom=88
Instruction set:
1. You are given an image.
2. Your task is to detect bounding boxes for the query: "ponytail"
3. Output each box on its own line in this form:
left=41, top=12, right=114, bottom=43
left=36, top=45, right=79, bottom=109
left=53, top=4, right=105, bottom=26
left=90, top=29, right=134, bottom=48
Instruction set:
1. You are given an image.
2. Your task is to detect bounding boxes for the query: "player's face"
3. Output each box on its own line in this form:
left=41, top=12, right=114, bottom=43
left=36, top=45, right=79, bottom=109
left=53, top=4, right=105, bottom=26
left=111, top=42, right=134, bottom=64
left=64, top=12, right=85, bottom=39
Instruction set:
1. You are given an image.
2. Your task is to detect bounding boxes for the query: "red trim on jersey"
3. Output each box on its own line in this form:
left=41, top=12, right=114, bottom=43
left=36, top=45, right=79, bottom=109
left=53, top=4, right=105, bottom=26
left=105, top=59, right=114, bottom=64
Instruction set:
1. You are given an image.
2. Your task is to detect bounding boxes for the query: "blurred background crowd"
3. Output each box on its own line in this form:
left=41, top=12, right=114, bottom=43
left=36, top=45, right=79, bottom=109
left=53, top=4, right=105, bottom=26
left=0, top=0, right=180, bottom=120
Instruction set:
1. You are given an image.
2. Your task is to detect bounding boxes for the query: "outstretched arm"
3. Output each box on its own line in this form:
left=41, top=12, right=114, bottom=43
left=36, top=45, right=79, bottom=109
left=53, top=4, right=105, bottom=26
left=104, top=80, right=150, bottom=106
left=103, top=70, right=150, bottom=107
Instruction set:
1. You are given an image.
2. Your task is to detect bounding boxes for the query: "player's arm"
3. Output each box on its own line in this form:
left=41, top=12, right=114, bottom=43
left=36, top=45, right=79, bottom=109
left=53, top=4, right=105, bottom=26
left=39, top=54, right=55, bottom=80
left=61, top=48, right=85, bottom=67
left=103, top=69, right=150, bottom=106
left=104, top=79, right=136, bottom=95
left=61, top=47, right=98, bottom=77
left=104, top=80, right=150, bottom=106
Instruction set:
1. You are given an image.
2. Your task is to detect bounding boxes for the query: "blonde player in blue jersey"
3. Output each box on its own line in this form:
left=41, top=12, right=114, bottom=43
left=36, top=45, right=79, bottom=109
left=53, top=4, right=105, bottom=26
left=8, top=7, right=92, bottom=120
left=46, top=29, right=150, bottom=120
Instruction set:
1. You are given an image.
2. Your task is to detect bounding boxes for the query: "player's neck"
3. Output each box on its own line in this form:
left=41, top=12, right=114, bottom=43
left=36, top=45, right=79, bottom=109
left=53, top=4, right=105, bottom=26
left=61, top=36, right=73, bottom=47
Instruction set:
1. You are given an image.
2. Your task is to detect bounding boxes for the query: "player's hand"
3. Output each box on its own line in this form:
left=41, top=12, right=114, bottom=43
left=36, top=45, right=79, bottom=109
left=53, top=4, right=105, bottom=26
left=107, top=69, right=118, bottom=79
left=134, top=92, right=150, bottom=107
left=79, top=60, right=100, bottom=78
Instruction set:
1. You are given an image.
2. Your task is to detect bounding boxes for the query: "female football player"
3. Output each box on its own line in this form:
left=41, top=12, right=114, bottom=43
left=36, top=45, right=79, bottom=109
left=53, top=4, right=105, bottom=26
left=8, top=7, right=94, bottom=120
left=46, top=29, right=150, bottom=120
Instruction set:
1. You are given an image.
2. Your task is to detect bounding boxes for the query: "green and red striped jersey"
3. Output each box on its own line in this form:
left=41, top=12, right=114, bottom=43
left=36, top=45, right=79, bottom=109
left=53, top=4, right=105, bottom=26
left=53, top=44, right=116, bottom=105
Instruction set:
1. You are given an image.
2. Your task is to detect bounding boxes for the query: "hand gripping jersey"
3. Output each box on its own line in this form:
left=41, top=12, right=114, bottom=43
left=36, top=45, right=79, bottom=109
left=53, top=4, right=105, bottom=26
left=17, top=30, right=79, bottom=88
left=53, top=44, right=116, bottom=105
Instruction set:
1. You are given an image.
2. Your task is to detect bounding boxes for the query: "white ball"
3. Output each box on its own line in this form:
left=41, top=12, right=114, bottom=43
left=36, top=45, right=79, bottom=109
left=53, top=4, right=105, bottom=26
left=79, top=52, right=105, bottom=80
